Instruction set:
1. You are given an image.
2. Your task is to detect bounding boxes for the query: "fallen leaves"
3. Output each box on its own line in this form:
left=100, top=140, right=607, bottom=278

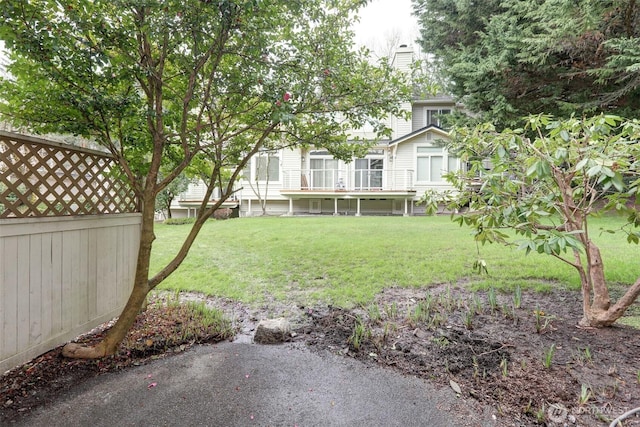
left=449, top=380, right=462, bottom=396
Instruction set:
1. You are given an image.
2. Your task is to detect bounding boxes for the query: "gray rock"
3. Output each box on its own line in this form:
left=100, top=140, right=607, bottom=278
left=253, top=318, right=291, bottom=344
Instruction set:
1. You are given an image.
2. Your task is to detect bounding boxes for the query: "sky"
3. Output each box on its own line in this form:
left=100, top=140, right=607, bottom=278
left=352, top=0, right=419, bottom=54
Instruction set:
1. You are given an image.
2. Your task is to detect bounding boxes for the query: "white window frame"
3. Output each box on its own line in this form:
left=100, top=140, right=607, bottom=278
left=309, top=153, right=340, bottom=190
left=423, top=108, right=451, bottom=128
left=415, top=145, right=459, bottom=183
left=354, top=156, right=384, bottom=190
left=253, top=150, right=281, bottom=183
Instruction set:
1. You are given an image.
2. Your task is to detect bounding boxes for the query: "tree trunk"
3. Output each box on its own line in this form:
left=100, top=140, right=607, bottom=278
left=167, top=195, right=173, bottom=219
left=61, top=281, right=150, bottom=358
left=579, top=241, right=640, bottom=327
left=586, top=242, right=610, bottom=312
left=62, top=203, right=156, bottom=358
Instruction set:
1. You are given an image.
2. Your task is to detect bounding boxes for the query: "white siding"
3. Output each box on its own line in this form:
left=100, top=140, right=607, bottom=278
left=182, top=181, right=209, bottom=201
left=394, top=101, right=412, bottom=140
left=412, top=105, right=425, bottom=131
left=390, top=46, right=414, bottom=140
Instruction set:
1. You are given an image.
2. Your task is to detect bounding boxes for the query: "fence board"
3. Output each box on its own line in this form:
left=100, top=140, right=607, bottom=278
left=40, top=233, right=53, bottom=344
left=17, top=236, right=30, bottom=353
left=75, top=229, right=89, bottom=329
left=29, top=234, right=43, bottom=345
left=87, top=229, right=98, bottom=320
left=50, top=232, right=63, bottom=337
left=2, top=237, right=18, bottom=359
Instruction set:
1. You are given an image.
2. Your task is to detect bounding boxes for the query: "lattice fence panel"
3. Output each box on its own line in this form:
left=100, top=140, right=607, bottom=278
left=0, top=132, right=139, bottom=218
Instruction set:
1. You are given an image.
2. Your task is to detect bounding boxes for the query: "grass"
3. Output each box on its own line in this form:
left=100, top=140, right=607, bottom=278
left=151, top=215, right=640, bottom=310
left=123, top=294, right=235, bottom=354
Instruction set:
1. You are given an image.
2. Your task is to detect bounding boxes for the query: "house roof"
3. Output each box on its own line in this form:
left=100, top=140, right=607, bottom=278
left=388, top=124, right=449, bottom=147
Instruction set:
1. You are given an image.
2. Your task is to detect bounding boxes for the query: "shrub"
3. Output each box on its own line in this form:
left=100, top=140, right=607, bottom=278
left=163, top=217, right=196, bottom=225
left=213, top=208, right=232, bottom=220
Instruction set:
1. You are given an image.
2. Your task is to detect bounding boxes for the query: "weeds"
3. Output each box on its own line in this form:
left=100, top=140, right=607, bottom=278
left=409, top=295, right=434, bottom=325
left=463, top=309, right=474, bottom=330
left=385, top=302, right=399, bottom=320
left=349, top=316, right=369, bottom=351
left=543, top=344, right=556, bottom=369
left=534, top=308, right=556, bottom=333
left=382, top=322, right=397, bottom=342
left=501, top=303, right=515, bottom=320
left=124, top=297, right=235, bottom=354
left=367, top=303, right=382, bottom=323
left=428, top=312, right=445, bottom=329
left=487, top=287, right=498, bottom=313
left=472, top=356, right=480, bottom=379
left=438, top=286, right=454, bottom=312
left=431, top=336, right=450, bottom=348
left=500, top=357, right=508, bottom=378
left=535, top=403, right=546, bottom=423
left=513, top=285, right=522, bottom=309
left=574, top=346, right=593, bottom=365
left=471, top=293, right=484, bottom=314
left=578, top=384, right=592, bottom=405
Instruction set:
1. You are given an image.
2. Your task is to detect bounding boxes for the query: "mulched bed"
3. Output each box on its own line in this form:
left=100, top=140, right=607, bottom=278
left=2, top=286, right=640, bottom=426
left=297, top=286, right=640, bottom=426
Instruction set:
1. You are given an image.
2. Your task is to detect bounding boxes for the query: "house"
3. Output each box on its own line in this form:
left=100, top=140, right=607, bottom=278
left=170, top=45, right=460, bottom=218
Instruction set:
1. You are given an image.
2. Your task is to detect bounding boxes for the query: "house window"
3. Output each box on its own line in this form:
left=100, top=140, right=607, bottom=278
left=245, top=152, right=279, bottom=182
left=355, top=158, right=383, bottom=189
left=309, top=157, right=338, bottom=189
left=448, top=156, right=460, bottom=174
left=424, top=109, right=451, bottom=127
left=416, top=146, right=444, bottom=182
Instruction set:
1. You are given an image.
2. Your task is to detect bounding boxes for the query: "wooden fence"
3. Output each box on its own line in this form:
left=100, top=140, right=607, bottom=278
left=0, top=131, right=141, bottom=373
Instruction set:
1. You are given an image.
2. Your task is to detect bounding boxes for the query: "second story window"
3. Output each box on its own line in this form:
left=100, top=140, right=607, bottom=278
left=255, top=152, right=280, bottom=181
left=425, top=108, right=451, bottom=128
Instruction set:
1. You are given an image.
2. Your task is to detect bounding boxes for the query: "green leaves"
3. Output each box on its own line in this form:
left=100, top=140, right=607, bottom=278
left=517, top=230, right=584, bottom=256
left=414, top=0, right=640, bottom=128
left=526, top=160, right=551, bottom=179
left=430, top=114, right=640, bottom=279
left=0, top=0, right=412, bottom=197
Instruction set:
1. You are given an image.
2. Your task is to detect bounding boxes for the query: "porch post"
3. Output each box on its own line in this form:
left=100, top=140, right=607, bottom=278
left=355, top=198, right=361, bottom=217
left=404, top=198, right=409, bottom=217
left=247, top=199, right=252, bottom=217
left=288, top=198, right=293, bottom=216
left=333, top=198, right=339, bottom=216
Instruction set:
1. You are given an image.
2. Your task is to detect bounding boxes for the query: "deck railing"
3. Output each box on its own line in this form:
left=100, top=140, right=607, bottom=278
left=282, top=168, right=415, bottom=192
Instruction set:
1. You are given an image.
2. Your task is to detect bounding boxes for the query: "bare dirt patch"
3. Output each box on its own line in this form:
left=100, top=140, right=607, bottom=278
left=2, top=287, right=639, bottom=426
left=297, top=286, right=640, bottom=426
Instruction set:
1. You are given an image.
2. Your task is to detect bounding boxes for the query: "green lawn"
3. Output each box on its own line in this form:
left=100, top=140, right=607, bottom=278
left=151, top=215, right=640, bottom=308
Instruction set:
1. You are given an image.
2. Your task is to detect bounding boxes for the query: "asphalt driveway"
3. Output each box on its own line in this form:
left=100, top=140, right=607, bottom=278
left=13, top=342, right=496, bottom=427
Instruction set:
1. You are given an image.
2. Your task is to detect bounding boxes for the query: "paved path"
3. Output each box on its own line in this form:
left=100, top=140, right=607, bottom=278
left=14, top=342, right=496, bottom=427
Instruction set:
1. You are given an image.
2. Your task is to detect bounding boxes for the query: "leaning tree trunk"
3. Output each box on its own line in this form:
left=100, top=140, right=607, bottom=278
left=62, top=202, right=157, bottom=358
left=579, top=241, right=640, bottom=327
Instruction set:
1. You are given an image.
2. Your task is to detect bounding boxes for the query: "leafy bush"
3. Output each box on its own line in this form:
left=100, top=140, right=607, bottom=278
left=213, top=208, right=232, bottom=220
left=163, top=217, right=196, bottom=225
